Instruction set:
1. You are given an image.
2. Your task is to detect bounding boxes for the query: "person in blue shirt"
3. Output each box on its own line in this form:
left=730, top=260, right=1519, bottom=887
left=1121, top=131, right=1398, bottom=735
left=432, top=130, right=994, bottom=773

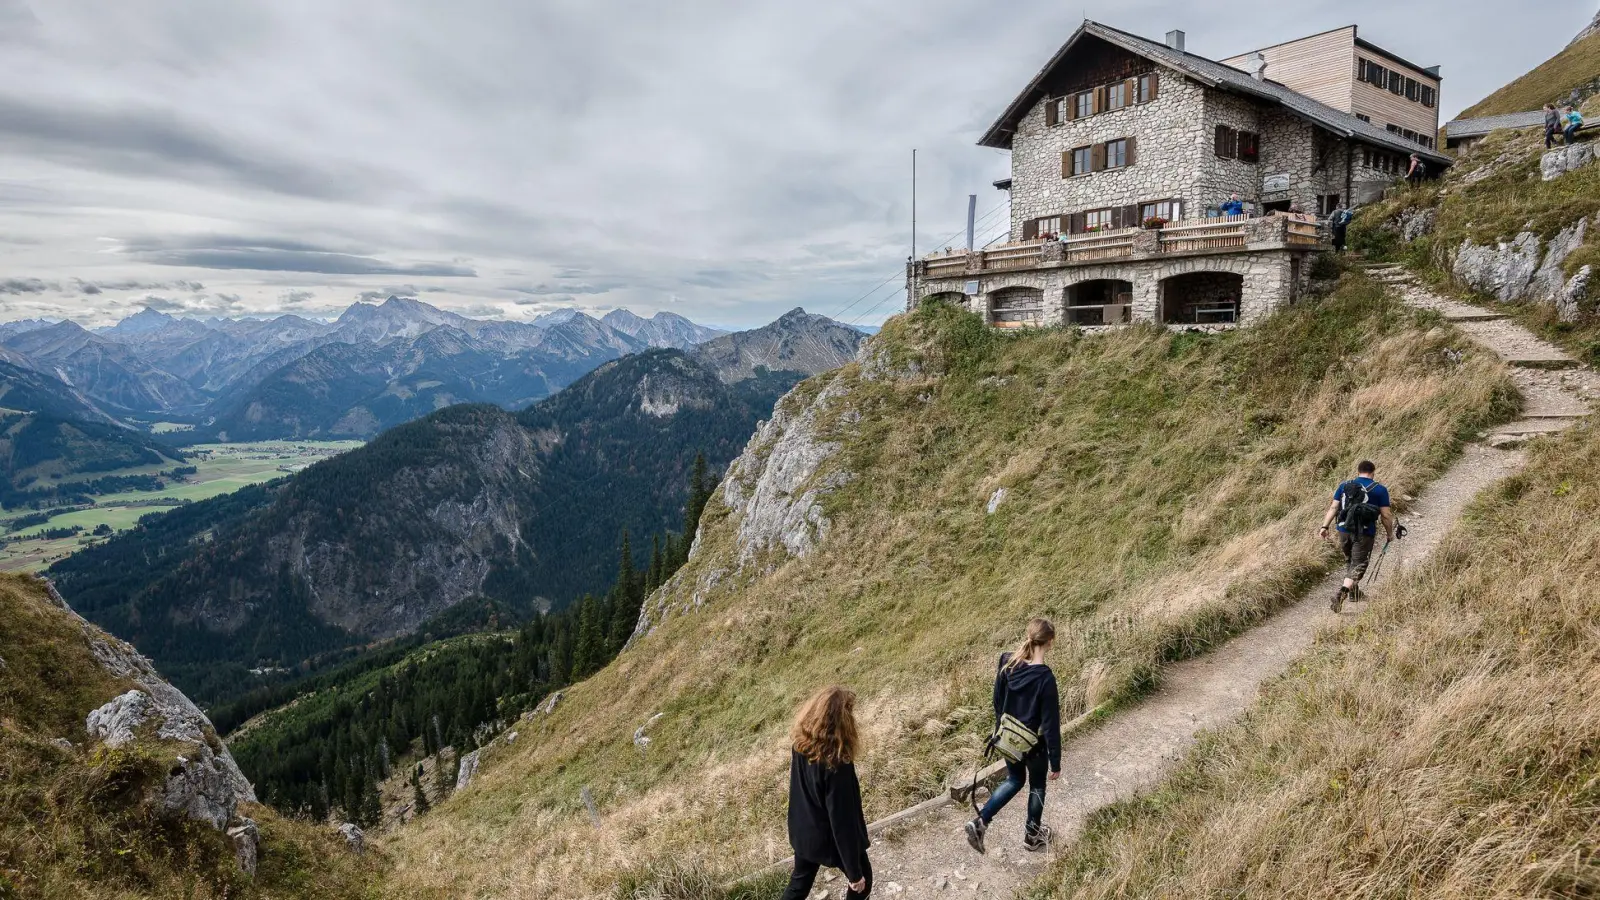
left=1318, top=460, right=1394, bottom=612
left=1564, top=107, right=1585, bottom=146
left=1219, top=193, right=1245, bottom=217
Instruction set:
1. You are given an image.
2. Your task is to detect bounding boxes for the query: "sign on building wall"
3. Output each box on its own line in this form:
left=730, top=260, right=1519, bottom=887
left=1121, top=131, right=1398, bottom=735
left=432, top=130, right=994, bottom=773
left=1262, top=173, right=1292, bottom=193
left=964, top=280, right=981, bottom=296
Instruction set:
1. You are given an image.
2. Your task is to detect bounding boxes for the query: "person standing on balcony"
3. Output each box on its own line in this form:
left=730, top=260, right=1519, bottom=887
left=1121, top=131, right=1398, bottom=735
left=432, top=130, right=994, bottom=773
left=1219, top=193, right=1245, bottom=217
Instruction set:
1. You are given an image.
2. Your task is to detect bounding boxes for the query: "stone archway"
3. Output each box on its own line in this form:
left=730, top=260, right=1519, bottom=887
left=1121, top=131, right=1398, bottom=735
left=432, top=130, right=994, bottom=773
left=1064, top=279, right=1135, bottom=326
left=989, top=286, right=1045, bottom=328
left=1160, top=271, right=1245, bottom=324
left=921, top=291, right=968, bottom=307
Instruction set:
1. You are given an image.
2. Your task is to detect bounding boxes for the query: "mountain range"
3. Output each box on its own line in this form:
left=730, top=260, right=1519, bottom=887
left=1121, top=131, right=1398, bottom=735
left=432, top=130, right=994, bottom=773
left=0, top=298, right=744, bottom=441
left=49, top=310, right=865, bottom=704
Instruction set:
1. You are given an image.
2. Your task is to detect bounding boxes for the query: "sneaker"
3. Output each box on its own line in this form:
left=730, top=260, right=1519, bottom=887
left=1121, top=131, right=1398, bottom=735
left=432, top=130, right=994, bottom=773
left=964, top=817, right=987, bottom=855
left=1024, top=825, right=1053, bottom=852
left=1330, top=585, right=1349, bottom=613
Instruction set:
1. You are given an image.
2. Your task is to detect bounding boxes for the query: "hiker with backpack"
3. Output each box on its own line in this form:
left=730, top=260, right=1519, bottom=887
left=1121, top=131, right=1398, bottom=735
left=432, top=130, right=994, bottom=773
left=1319, top=460, right=1395, bottom=612
left=782, top=685, right=872, bottom=900
left=1329, top=205, right=1354, bottom=253
left=965, top=618, right=1062, bottom=855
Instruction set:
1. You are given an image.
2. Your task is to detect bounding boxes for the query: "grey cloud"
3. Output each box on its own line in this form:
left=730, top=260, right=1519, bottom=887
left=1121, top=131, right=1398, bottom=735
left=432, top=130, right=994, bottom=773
left=506, top=282, right=618, bottom=296
left=73, top=277, right=206, bottom=295
left=280, top=289, right=315, bottom=304
left=0, top=277, right=57, bottom=294
left=0, top=94, right=400, bottom=202
left=685, top=269, right=771, bottom=289
left=358, top=285, right=418, bottom=301
left=457, top=303, right=504, bottom=318
left=135, top=294, right=188, bottom=312
left=120, top=236, right=476, bottom=277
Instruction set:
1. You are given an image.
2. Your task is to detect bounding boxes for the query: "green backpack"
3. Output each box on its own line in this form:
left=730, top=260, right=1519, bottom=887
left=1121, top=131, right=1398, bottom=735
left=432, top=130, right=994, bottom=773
left=987, top=661, right=1041, bottom=765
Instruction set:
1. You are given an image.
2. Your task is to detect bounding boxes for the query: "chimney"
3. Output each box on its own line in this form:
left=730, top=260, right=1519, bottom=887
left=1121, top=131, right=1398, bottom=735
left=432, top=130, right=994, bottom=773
left=1249, top=51, right=1268, bottom=81
left=1165, top=29, right=1185, bottom=51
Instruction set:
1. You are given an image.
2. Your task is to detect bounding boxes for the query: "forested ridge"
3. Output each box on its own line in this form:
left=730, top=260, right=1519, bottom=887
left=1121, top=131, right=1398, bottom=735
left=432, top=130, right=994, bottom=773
left=227, top=459, right=718, bottom=824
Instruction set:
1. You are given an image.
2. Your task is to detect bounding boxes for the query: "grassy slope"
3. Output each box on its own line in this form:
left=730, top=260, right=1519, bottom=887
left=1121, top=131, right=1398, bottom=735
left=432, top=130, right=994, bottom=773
left=1457, top=31, right=1600, bottom=118
left=1028, top=425, right=1600, bottom=900
left=379, top=276, right=1513, bottom=899
left=0, top=574, right=382, bottom=900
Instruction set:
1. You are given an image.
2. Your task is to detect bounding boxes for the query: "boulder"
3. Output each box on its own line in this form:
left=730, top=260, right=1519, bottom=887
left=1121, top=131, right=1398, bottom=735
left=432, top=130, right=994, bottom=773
left=337, top=822, right=365, bottom=855
left=161, top=745, right=247, bottom=830
left=1541, top=144, right=1597, bottom=181
left=1559, top=265, right=1594, bottom=323
left=86, top=690, right=153, bottom=747
left=1454, top=232, right=1543, bottom=302
left=633, top=713, right=665, bottom=750
left=455, top=749, right=481, bottom=791
left=1398, top=207, right=1437, bottom=242
left=227, top=818, right=260, bottom=878
left=1531, top=219, right=1589, bottom=305
left=986, top=488, right=1009, bottom=515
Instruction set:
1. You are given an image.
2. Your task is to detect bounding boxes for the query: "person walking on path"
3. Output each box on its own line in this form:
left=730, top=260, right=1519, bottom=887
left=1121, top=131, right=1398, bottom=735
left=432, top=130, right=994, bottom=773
left=782, top=686, right=873, bottom=900
left=1329, top=205, right=1354, bottom=252
left=965, top=618, right=1063, bottom=855
left=1319, top=460, right=1395, bottom=612
left=1546, top=104, right=1562, bottom=149
left=1406, top=153, right=1425, bottom=187
left=1564, top=106, right=1586, bottom=145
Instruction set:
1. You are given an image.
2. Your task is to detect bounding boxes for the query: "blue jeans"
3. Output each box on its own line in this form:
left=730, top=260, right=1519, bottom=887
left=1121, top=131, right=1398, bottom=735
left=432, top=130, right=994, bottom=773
left=978, top=747, right=1049, bottom=833
left=1565, top=124, right=1582, bottom=145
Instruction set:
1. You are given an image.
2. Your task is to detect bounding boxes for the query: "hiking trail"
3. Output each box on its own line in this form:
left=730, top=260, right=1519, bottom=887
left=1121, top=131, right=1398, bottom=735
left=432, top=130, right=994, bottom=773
left=797, top=266, right=1598, bottom=899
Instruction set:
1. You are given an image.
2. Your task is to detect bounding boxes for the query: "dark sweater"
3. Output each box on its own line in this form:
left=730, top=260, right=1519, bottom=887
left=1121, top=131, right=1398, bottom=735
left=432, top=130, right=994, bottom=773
left=993, top=653, right=1063, bottom=772
left=786, top=749, right=871, bottom=881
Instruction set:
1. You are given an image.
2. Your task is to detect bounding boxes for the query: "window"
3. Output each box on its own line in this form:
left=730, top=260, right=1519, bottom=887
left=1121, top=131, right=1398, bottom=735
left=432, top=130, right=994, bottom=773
left=1238, top=131, right=1260, bottom=163
left=1137, top=73, right=1159, bottom=103
left=1359, top=58, right=1389, bottom=89
left=1106, top=138, right=1129, bottom=168
left=1215, top=125, right=1260, bottom=161
left=1355, top=113, right=1371, bottom=123
left=1421, top=85, right=1436, bottom=108
left=1075, top=91, right=1094, bottom=119
left=1405, top=77, right=1419, bottom=101
left=1386, top=123, right=1402, bottom=134
left=1034, top=216, right=1064, bottom=237
left=1084, top=208, right=1114, bottom=231
left=1318, top=194, right=1342, bottom=216
left=1140, top=199, right=1184, bottom=223
left=1106, top=81, right=1127, bottom=111
left=1071, top=146, right=1092, bottom=176
left=1389, top=74, right=1405, bottom=96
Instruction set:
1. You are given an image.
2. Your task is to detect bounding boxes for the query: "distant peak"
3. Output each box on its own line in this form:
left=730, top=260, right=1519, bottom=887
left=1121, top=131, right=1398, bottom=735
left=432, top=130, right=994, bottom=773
left=778, top=307, right=816, bottom=323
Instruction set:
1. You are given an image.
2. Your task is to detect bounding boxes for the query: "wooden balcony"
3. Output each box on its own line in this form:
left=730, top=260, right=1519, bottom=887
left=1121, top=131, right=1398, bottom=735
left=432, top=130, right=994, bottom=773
left=913, top=213, right=1323, bottom=280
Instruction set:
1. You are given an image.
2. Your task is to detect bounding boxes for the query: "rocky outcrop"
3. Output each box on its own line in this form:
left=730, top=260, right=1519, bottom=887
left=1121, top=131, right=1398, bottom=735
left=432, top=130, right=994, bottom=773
left=337, top=822, right=366, bottom=854
left=1454, top=217, right=1593, bottom=310
left=1399, top=207, right=1437, bottom=242
left=1541, top=144, right=1596, bottom=181
left=228, top=817, right=260, bottom=877
left=1559, top=265, right=1594, bottom=322
left=722, top=374, right=856, bottom=567
left=1573, top=6, right=1600, bottom=45
left=455, top=749, right=481, bottom=791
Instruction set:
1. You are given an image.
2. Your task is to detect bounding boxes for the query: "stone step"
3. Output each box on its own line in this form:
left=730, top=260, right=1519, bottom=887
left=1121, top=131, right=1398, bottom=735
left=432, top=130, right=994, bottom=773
left=1490, top=417, right=1582, bottom=436
left=1441, top=309, right=1506, bottom=322
left=1504, top=353, right=1580, bottom=370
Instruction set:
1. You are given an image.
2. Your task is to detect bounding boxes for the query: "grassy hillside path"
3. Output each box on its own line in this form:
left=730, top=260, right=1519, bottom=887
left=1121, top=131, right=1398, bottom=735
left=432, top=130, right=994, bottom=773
left=824, top=275, right=1597, bottom=900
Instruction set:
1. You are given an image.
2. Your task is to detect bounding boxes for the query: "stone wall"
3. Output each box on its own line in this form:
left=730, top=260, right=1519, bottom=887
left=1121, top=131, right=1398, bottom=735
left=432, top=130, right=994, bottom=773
left=1009, top=73, right=1209, bottom=238
left=913, top=249, right=1307, bottom=327
left=1200, top=91, right=1265, bottom=209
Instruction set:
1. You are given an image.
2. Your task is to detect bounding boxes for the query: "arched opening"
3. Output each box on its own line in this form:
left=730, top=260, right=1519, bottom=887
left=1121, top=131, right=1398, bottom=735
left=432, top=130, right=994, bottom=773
left=989, top=287, right=1044, bottom=328
left=921, top=291, right=968, bottom=308
left=1064, top=279, right=1134, bottom=326
left=1160, top=271, right=1243, bottom=324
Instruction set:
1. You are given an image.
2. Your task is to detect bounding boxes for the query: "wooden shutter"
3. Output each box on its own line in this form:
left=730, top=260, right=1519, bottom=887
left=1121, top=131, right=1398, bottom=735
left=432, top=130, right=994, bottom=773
left=1070, top=212, right=1087, bottom=234
left=1066, top=93, right=1079, bottom=121
left=1091, top=143, right=1107, bottom=172
left=1123, top=204, right=1139, bottom=228
left=1214, top=124, right=1227, bottom=158
left=1092, top=86, right=1104, bottom=115
left=1022, top=218, right=1039, bottom=240
left=1045, top=97, right=1058, bottom=127
left=1146, top=71, right=1159, bottom=101
left=1060, top=150, right=1073, bottom=178
left=1124, top=79, right=1137, bottom=109
left=1125, top=135, right=1138, bottom=166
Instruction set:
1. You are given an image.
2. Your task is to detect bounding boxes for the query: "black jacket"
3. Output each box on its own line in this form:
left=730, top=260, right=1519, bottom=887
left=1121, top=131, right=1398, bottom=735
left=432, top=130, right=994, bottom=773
left=993, top=653, right=1063, bottom=772
left=786, top=749, right=870, bottom=881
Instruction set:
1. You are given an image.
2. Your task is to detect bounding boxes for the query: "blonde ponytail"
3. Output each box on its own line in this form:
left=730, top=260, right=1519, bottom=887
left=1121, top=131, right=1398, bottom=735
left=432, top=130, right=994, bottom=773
left=1004, top=618, right=1056, bottom=671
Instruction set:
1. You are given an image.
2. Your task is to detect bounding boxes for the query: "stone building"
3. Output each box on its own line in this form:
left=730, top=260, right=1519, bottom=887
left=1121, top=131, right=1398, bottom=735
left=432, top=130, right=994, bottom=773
left=906, top=21, right=1451, bottom=329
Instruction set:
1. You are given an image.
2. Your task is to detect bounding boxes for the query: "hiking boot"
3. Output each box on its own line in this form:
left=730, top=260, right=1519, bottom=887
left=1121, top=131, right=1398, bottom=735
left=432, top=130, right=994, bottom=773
left=1024, top=824, right=1053, bottom=852
left=1330, top=585, right=1349, bottom=613
left=964, top=817, right=987, bottom=855
left=1350, top=584, right=1363, bottom=603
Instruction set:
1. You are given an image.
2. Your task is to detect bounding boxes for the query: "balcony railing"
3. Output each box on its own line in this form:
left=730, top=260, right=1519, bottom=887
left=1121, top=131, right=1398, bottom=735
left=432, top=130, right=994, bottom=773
left=984, top=244, right=1046, bottom=271
left=1063, top=227, right=1137, bottom=262
left=1156, top=214, right=1250, bottom=254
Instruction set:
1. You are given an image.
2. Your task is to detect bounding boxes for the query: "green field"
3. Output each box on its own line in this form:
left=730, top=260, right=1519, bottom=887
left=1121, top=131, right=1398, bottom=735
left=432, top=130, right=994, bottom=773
left=0, top=440, right=361, bottom=572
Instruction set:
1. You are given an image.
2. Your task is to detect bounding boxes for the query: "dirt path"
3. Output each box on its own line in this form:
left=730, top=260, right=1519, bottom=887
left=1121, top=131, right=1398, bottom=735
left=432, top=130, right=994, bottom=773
left=801, top=272, right=1595, bottom=899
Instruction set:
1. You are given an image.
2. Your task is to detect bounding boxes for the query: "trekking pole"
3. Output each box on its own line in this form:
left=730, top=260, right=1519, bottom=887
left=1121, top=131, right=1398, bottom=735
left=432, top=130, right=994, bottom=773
left=1368, top=522, right=1404, bottom=583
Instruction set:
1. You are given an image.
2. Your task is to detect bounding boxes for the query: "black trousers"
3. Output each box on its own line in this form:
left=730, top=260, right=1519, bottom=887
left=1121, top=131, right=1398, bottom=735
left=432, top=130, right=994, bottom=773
left=1332, top=224, right=1348, bottom=252
left=781, top=852, right=872, bottom=900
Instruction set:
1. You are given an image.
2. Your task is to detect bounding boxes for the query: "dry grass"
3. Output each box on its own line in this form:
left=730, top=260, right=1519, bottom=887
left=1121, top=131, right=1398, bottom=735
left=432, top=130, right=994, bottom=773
left=378, top=277, right=1514, bottom=899
left=0, top=573, right=383, bottom=900
left=1026, top=425, right=1600, bottom=900
left=1457, top=31, right=1600, bottom=119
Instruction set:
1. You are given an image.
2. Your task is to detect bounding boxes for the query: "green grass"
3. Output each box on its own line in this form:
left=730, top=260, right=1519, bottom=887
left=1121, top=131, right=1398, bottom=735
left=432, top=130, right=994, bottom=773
left=379, top=274, right=1516, bottom=899
left=1458, top=31, right=1600, bottom=118
left=1025, top=426, right=1600, bottom=900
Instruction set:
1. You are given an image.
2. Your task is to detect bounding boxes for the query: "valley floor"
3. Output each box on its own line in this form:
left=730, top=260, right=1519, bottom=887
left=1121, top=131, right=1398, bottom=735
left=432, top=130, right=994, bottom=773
left=790, top=266, right=1600, bottom=899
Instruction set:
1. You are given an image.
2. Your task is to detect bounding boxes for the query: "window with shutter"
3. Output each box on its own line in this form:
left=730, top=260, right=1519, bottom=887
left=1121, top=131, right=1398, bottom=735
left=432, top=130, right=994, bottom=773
left=1421, top=85, right=1436, bottom=108
left=1045, top=98, right=1059, bottom=127
left=1084, top=208, right=1114, bottom=232
left=1137, top=72, right=1160, bottom=103
left=1091, top=143, right=1107, bottom=172
left=1075, top=91, right=1093, bottom=119
left=1022, top=218, right=1039, bottom=240
left=1060, top=150, right=1072, bottom=179
left=1105, top=138, right=1128, bottom=169
left=1106, top=81, right=1126, bottom=111
left=1214, top=125, right=1239, bottom=160
left=1092, top=86, right=1105, bottom=115
left=1238, top=131, right=1259, bottom=163
left=1405, top=77, right=1419, bottom=101
left=1069, top=146, right=1092, bottom=176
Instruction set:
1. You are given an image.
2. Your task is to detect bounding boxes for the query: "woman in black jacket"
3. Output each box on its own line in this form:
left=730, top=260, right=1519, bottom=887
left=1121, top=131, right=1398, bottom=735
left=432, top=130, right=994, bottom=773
left=783, top=685, right=872, bottom=900
left=965, top=618, right=1062, bottom=854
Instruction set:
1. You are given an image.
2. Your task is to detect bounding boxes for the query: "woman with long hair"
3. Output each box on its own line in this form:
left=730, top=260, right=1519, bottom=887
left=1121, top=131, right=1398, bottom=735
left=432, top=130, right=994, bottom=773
left=783, top=685, right=872, bottom=900
left=965, top=618, right=1062, bottom=854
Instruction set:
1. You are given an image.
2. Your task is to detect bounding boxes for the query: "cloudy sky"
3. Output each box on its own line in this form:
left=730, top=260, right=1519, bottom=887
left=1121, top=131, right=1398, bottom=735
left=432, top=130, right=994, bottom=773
left=0, top=0, right=1591, bottom=329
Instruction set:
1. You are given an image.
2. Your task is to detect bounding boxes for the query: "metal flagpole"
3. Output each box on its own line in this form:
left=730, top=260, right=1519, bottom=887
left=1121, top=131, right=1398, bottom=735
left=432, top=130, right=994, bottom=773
left=966, top=193, right=977, bottom=250
left=911, top=149, right=917, bottom=261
